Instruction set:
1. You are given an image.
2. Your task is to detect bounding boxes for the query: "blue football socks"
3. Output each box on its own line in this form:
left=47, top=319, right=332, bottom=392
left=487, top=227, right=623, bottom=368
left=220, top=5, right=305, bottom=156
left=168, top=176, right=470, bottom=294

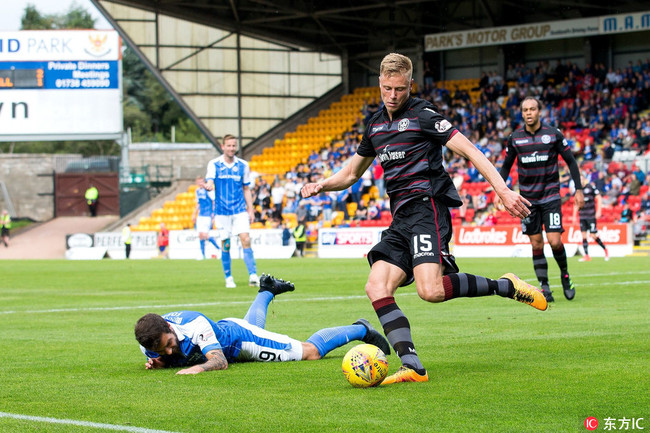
left=221, top=251, right=232, bottom=278
left=243, top=247, right=257, bottom=275
left=307, top=324, right=366, bottom=357
left=243, top=291, right=274, bottom=328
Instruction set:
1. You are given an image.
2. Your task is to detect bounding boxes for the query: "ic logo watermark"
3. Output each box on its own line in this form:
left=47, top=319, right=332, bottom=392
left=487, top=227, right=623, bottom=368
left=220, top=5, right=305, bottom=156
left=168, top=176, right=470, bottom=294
left=585, top=417, right=645, bottom=430
left=585, top=417, right=598, bottom=431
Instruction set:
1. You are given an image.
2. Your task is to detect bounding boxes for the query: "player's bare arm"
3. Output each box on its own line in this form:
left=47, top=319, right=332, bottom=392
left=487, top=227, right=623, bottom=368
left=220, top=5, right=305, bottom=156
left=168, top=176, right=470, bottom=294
left=446, top=133, right=530, bottom=219
left=176, top=349, right=229, bottom=375
left=301, top=154, right=374, bottom=198
left=204, top=180, right=214, bottom=191
left=243, top=185, right=255, bottom=223
left=574, top=189, right=585, bottom=210
left=560, top=146, right=584, bottom=209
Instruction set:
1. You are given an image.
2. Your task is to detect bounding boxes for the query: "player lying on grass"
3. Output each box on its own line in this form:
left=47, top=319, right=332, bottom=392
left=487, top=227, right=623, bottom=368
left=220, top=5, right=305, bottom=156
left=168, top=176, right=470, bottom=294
left=134, top=274, right=390, bottom=375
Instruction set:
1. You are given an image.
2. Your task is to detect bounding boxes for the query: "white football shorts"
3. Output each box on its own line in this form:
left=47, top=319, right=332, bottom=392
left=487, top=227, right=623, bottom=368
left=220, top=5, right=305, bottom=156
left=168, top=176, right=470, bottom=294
left=225, top=318, right=303, bottom=362
left=196, top=216, right=213, bottom=234
left=214, top=212, right=250, bottom=239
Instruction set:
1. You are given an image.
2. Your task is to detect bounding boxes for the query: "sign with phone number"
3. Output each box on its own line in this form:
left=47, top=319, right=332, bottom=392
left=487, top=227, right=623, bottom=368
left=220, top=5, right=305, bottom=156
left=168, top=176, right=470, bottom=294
left=0, top=60, right=118, bottom=90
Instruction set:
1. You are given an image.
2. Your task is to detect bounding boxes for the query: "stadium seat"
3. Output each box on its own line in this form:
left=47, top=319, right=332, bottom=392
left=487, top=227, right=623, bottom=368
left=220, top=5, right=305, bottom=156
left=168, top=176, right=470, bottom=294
left=331, top=211, right=345, bottom=226
left=465, top=208, right=475, bottom=223
left=640, top=185, right=649, bottom=196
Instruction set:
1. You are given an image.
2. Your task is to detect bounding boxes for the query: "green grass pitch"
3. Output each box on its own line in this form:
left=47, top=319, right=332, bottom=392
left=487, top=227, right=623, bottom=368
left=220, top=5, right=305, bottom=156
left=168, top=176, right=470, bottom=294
left=0, top=257, right=648, bottom=432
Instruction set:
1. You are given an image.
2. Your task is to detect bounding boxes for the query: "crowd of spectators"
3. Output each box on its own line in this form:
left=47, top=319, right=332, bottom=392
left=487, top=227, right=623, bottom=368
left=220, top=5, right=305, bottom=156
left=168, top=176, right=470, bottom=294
left=249, top=58, right=650, bottom=244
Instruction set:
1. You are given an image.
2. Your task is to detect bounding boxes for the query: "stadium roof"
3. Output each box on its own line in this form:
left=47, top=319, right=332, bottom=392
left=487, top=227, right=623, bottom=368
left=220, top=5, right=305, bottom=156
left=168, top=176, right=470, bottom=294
left=94, top=0, right=646, bottom=60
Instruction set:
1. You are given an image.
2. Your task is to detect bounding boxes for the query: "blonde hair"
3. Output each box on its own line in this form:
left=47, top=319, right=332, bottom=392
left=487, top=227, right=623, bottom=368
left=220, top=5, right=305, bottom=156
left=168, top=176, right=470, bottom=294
left=380, top=53, right=412, bottom=82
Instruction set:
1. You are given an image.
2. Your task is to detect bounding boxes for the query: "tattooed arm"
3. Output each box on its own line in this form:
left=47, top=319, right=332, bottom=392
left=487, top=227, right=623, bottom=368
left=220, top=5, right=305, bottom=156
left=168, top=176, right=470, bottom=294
left=176, top=349, right=229, bottom=375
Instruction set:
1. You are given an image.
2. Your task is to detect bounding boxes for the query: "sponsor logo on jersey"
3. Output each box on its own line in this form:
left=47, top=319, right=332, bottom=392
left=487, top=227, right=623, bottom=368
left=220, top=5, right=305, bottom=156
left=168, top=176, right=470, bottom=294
left=435, top=119, right=452, bottom=132
left=378, top=145, right=406, bottom=163
left=198, top=331, right=215, bottom=342
left=398, top=118, right=410, bottom=132
left=372, top=124, right=386, bottom=133
left=218, top=174, right=242, bottom=181
left=219, top=163, right=239, bottom=173
left=541, top=134, right=552, bottom=144
left=520, top=151, right=550, bottom=164
left=515, top=139, right=529, bottom=144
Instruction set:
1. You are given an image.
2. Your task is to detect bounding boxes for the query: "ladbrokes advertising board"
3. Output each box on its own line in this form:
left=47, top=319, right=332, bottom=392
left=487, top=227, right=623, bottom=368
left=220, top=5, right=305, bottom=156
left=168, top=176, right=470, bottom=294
left=453, top=224, right=631, bottom=258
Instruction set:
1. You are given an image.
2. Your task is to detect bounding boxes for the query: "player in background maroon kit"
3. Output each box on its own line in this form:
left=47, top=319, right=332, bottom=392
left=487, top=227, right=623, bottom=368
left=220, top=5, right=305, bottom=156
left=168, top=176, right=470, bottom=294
left=498, top=97, right=584, bottom=302
left=573, top=173, right=609, bottom=262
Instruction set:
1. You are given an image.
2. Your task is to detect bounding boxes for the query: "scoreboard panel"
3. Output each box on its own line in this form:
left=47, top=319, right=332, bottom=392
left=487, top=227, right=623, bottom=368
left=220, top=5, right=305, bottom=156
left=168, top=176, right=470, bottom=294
left=0, top=68, right=44, bottom=88
left=0, top=61, right=118, bottom=90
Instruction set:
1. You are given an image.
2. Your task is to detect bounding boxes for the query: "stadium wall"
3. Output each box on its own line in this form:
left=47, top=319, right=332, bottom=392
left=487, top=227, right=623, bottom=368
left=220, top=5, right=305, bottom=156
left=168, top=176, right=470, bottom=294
left=0, top=144, right=218, bottom=222
left=0, top=153, right=81, bottom=221
left=127, top=143, right=219, bottom=180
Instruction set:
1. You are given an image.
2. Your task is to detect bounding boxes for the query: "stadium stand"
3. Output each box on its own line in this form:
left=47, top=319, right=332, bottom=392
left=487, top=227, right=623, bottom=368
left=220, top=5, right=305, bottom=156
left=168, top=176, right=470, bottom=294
left=131, top=184, right=197, bottom=231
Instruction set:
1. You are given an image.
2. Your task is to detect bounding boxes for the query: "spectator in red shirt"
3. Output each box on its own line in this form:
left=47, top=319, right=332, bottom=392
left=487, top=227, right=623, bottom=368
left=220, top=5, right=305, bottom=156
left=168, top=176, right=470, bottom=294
left=158, top=223, right=169, bottom=258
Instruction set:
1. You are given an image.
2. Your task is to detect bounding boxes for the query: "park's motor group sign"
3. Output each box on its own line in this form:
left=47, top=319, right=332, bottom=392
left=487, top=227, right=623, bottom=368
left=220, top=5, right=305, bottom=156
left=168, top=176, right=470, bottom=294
left=425, top=10, right=650, bottom=51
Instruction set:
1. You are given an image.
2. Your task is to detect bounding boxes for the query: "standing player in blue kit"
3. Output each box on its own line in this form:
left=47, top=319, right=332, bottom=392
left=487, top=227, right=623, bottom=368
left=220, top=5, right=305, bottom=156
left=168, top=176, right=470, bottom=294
left=205, top=134, right=259, bottom=288
left=193, top=176, right=220, bottom=260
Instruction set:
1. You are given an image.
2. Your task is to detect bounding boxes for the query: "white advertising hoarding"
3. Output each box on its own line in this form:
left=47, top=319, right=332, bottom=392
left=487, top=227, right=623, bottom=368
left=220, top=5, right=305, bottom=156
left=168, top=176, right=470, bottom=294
left=316, top=224, right=632, bottom=259
left=168, top=229, right=295, bottom=260
left=318, top=227, right=384, bottom=259
left=0, top=30, right=123, bottom=141
left=66, top=229, right=295, bottom=260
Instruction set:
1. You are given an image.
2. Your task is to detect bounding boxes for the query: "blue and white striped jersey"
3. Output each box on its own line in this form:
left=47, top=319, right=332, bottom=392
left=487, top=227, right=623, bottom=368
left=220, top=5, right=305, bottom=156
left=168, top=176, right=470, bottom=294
left=139, top=311, right=256, bottom=367
left=195, top=187, right=214, bottom=217
left=205, top=155, right=251, bottom=216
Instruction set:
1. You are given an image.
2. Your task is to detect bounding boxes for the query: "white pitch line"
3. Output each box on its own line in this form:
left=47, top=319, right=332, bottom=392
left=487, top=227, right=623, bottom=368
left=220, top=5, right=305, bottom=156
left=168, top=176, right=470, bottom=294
left=575, top=279, right=650, bottom=287
left=0, top=293, right=382, bottom=315
left=0, top=411, right=181, bottom=433
left=1, top=273, right=648, bottom=316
